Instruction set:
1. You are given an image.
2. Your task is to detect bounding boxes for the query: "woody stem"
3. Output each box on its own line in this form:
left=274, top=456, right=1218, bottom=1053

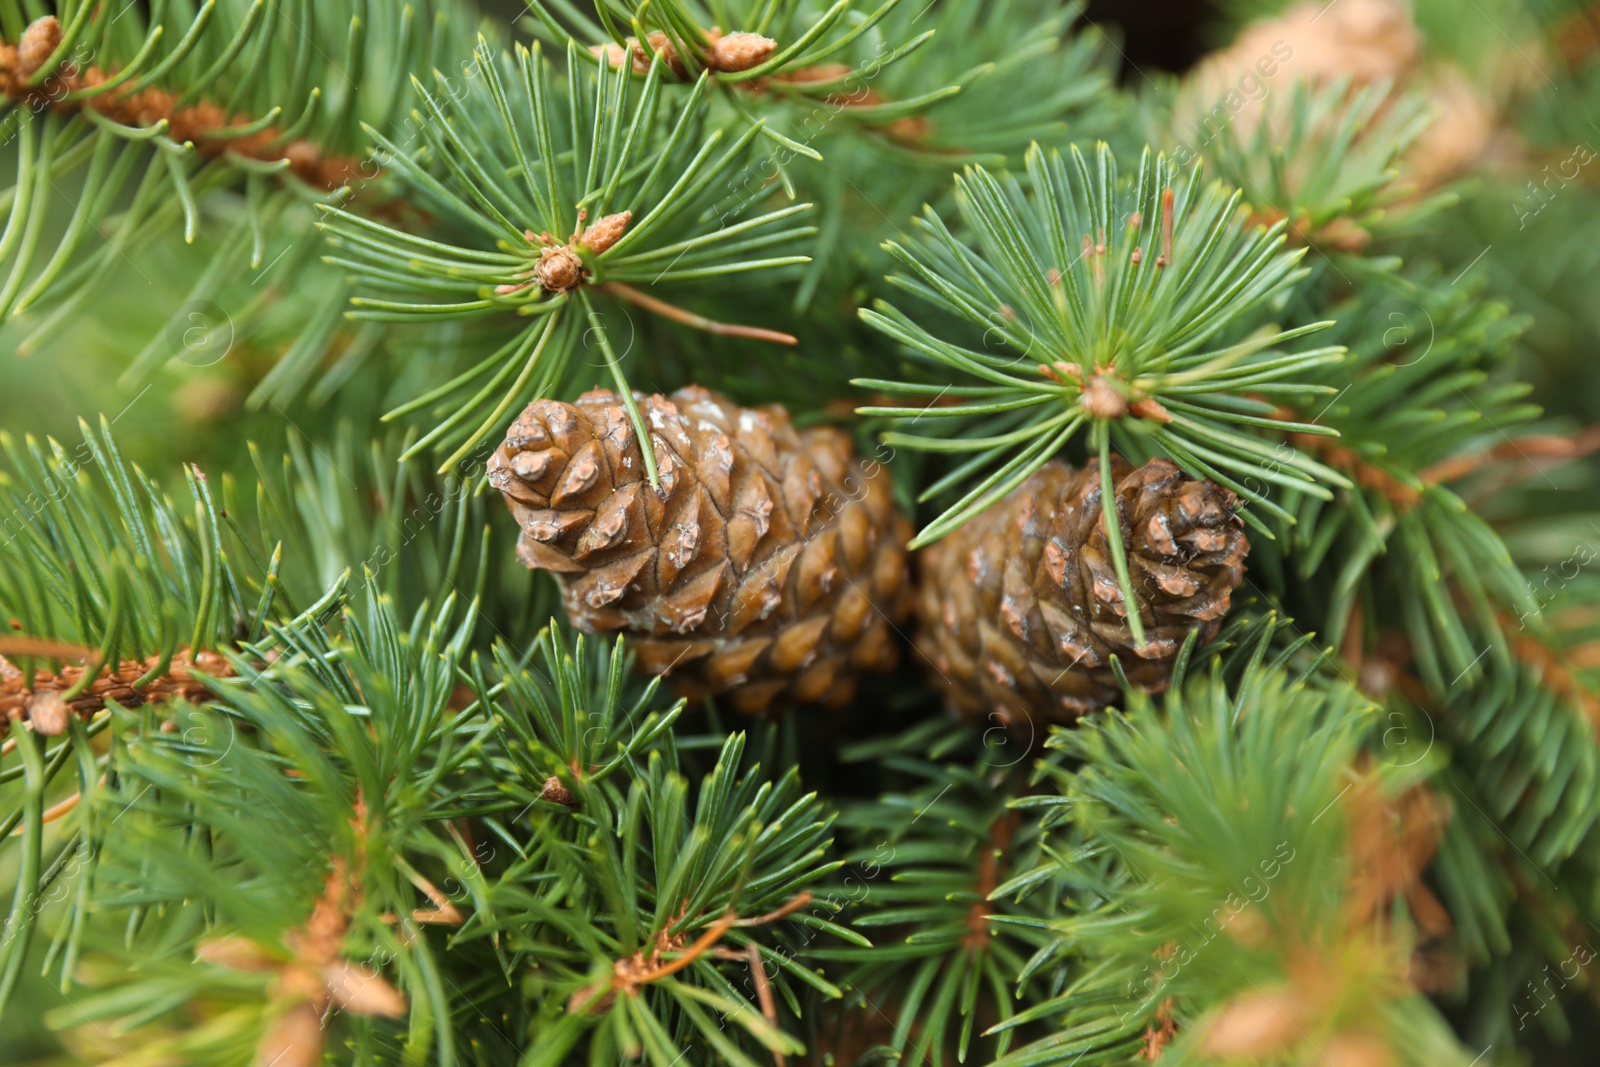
left=631, top=911, right=738, bottom=983
left=596, top=282, right=798, bottom=345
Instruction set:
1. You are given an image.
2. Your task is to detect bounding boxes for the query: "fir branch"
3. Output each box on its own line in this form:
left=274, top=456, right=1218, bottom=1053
left=320, top=38, right=815, bottom=473
left=0, top=16, right=362, bottom=191
left=470, top=723, right=848, bottom=1063
left=1162, top=74, right=1444, bottom=256
left=857, top=141, right=1350, bottom=546
left=1368, top=580, right=1600, bottom=879
left=198, top=857, right=411, bottom=1067
left=0, top=2, right=475, bottom=345
left=1248, top=272, right=1540, bottom=689
left=29, top=589, right=489, bottom=1063
left=813, top=719, right=1071, bottom=1066
left=991, top=665, right=1476, bottom=1066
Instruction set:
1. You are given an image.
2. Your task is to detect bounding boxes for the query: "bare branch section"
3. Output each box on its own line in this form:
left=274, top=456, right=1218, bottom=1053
left=597, top=281, right=798, bottom=345
left=0, top=16, right=362, bottom=190
left=0, top=642, right=232, bottom=736
left=964, top=812, right=1017, bottom=951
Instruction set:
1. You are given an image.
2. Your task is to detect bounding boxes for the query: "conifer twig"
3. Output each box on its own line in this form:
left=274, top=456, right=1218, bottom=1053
left=1419, top=424, right=1600, bottom=486
left=1497, top=611, right=1600, bottom=727
left=380, top=865, right=464, bottom=926
left=743, top=942, right=784, bottom=1067
left=595, top=282, right=798, bottom=344
left=729, top=891, right=815, bottom=926
left=571, top=891, right=815, bottom=1010
left=1270, top=409, right=1422, bottom=508
left=965, top=813, right=1015, bottom=950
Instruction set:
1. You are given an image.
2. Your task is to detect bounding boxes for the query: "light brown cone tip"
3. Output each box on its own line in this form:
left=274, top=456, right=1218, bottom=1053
left=17, top=16, right=61, bottom=79
left=708, top=31, right=777, bottom=72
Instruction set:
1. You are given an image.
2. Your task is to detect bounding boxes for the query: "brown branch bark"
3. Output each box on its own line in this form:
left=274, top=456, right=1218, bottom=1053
left=568, top=891, right=816, bottom=1014
left=1, top=644, right=232, bottom=735
left=0, top=17, right=363, bottom=191
left=596, top=281, right=798, bottom=344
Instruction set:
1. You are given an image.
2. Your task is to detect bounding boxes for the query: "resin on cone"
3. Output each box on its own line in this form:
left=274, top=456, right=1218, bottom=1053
left=489, top=386, right=914, bottom=712
left=916, top=457, right=1248, bottom=724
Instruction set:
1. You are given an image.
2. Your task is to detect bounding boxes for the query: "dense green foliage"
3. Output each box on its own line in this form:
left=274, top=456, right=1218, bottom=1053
left=2, top=1, right=1599, bottom=1064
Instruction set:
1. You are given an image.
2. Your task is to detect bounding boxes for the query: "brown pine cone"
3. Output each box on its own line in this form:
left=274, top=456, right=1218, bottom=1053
left=489, top=386, right=914, bottom=713
left=915, top=457, right=1248, bottom=724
